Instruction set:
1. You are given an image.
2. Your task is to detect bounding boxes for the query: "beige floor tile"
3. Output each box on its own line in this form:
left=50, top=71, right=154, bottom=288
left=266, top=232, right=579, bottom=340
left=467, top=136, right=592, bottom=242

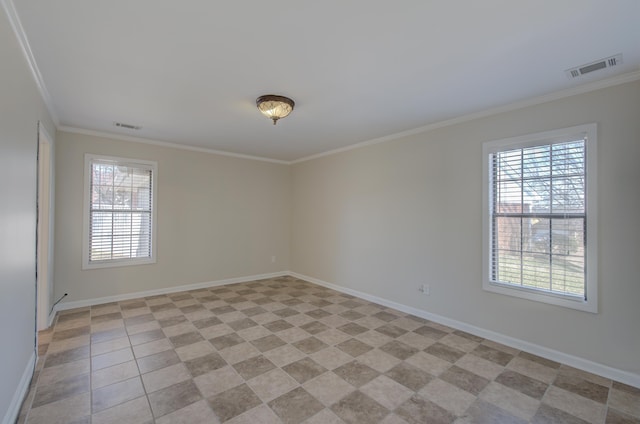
left=132, top=338, right=173, bottom=358
left=419, top=378, right=477, bottom=416
left=208, top=383, right=262, bottom=422
left=310, top=347, right=353, bottom=370
left=480, top=339, right=520, bottom=355
left=406, top=351, right=451, bottom=376
left=455, top=353, right=505, bottom=380
left=559, top=365, right=612, bottom=387
left=507, top=356, right=558, bottom=384
left=91, top=336, right=131, bottom=356
left=26, top=392, right=90, bottom=424
left=268, top=387, right=325, bottom=424
left=91, top=396, right=152, bottom=424
left=147, top=380, right=202, bottom=417
left=356, top=330, right=394, bottom=347
left=456, top=399, right=526, bottom=424
left=175, top=340, right=215, bottom=361
left=121, top=307, right=151, bottom=318
left=162, top=322, right=198, bottom=338
left=32, top=373, right=90, bottom=409
left=609, top=387, right=640, bottom=418
left=199, top=323, right=234, bottom=340
left=92, top=360, right=140, bottom=390
left=54, top=317, right=90, bottom=332
left=47, top=335, right=90, bottom=354
left=391, top=317, right=424, bottom=332
left=226, top=404, right=280, bottom=424
left=304, top=371, right=355, bottom=406
left=361, top=375, right=414, bottom=410
left=331, top=390, right=390, bottom=424
left=357, top=348, right=402, bottom=373
left=92, top=376, right=145, bottom=413
left=247, top=368, right=298, bottom=402
left=543, top=385, right=607, bottom=424
left=314, top=328, right=352, bottom=346
left=379, top=413, right=411, bottom=424
left=440, top=334, right=480, bottom=353
left=479, top=381, right=540, bottom=420
left=142, top=363, right=191, bottom=393
left=125, top=320, right=161, bottom=336
left=37, top=359, right=90, bottom=386
left=218, top=342, right=262, bottom=365
left=277, top=326, right=311, bottom=343
left=263, top=343, right=307, bottom=367
left=91, top=319, right=125, bottom=333
left=92, top=347, right=134, bottom=371
left=237, top=325, right=272, bottom=341
left=194, top=365, right=244, bottom=398
left=301, top=408, right=345, bottom=424
left=396, top=331, right=437, bottom=350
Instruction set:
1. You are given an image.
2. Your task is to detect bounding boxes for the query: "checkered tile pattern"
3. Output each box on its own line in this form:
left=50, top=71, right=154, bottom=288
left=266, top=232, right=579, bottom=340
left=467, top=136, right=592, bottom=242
left=17, top=276, right=640, bottom=423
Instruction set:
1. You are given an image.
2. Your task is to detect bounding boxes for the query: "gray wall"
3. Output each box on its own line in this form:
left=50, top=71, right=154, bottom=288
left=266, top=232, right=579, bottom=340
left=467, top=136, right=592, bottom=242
left=54, top=131, right=291, bottom=303
left=0, top=7, right=56, bottom=421
left=291, top=80, right=640, bottom=375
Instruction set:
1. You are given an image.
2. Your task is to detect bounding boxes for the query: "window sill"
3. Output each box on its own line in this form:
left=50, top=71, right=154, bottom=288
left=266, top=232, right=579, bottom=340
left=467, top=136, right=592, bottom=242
left=483, top=280, right=597, bottom=313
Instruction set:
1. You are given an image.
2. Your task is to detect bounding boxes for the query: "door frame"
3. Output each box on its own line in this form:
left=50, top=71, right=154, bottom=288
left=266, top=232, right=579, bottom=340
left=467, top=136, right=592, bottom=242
left=36, top=122, right=54, bottom=332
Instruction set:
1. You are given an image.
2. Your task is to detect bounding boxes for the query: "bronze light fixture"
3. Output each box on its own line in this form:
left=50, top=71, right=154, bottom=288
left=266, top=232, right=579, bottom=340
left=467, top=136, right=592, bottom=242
left=256, top=95, right=295, bottom=125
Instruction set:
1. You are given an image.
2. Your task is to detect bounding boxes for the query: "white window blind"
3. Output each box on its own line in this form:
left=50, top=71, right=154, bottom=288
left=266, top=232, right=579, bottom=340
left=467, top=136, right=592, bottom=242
left=482, top=124, right=597, bottom=312
left=490, top=140, right=586, bottom=298
left=84, top=155, right=157, bottom=268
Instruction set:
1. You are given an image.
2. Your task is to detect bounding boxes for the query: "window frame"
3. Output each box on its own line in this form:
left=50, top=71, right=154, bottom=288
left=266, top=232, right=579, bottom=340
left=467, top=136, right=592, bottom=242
left=482, top=124, right=597, bottom=313
left=82, top=154, right=158, bottom=270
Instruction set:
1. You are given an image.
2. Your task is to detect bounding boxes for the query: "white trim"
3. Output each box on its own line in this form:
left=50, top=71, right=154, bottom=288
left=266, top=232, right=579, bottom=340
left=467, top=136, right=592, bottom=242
left=55, top=271, right=288, bottom=311
left=36, top=123, right=54, bottom=331
left=59, top=126, right=290, bottom=165
left=2, top=0, right=639, bottom=166
left=1, top=352, right=35, bottom=424
left=55, top=73, right=640, bottom=167
left=292, top=70, right=640, bottom=164
left=82, top=154, right=158, bottom=270
left=47, top=309, right=56, bottom=328
left=288, top=271, right=639, bottom=389
left=481, top=124, right=598, bottom=313
left=0, top=0, right=59, bottom=125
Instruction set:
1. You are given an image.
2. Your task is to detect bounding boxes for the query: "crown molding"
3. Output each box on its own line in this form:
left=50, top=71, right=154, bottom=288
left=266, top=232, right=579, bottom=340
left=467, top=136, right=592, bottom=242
left=58, top=126, right=290, bottom=165
left=4, top=0, right=638, bottom=165
left=291, top=69, right=640, bottom=164
left=1, top=0, right=59, bottom=126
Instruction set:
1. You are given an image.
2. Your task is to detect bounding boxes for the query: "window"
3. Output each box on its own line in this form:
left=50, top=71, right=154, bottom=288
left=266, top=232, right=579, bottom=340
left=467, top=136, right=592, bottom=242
left=482, top=124, right=597, bottom=312
left=83, top=154, right=157, bottom=269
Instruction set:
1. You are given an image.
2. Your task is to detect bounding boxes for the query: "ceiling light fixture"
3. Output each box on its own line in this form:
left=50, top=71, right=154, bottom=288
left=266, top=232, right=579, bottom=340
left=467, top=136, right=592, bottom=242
left=256, top=95, right=295, bottom=125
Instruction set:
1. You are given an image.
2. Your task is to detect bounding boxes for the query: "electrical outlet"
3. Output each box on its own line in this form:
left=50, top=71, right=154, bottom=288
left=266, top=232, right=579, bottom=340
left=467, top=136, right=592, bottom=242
left=419, top=284, right=430, bottom=296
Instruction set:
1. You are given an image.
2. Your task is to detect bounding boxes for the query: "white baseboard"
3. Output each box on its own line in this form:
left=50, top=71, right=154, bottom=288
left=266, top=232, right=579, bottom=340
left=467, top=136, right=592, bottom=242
left=2, top=352, right=35, bottom=424
left=55, top=271, right=289, bottom=312
left=47, top=309, right=56, bottom=327
left=50, top=269, right=638, bottom=388
left=289, top=271, right=640, bottom=389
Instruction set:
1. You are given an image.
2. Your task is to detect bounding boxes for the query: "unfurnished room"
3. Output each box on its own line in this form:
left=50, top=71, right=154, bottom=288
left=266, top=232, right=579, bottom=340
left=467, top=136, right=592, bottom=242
left=1, top=1, right=639, bottom=423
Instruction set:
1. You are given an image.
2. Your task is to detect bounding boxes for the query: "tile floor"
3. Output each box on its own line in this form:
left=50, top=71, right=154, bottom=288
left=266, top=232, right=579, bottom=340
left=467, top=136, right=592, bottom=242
left=16, top=276, right=640, bottom=424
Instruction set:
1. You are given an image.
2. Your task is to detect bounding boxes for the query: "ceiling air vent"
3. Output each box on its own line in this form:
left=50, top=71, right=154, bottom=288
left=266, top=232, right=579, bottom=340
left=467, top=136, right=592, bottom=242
left=565, top=54, right=623, bottom=79
left=114, top=122, right=141, bottom=130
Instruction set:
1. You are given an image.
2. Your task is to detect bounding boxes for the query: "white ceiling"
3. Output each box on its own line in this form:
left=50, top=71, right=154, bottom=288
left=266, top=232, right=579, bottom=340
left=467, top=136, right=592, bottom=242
left=11, top=0, right=640, bottom=162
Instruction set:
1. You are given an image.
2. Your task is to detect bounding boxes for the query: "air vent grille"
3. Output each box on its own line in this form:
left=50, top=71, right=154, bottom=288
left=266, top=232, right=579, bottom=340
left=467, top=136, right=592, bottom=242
left=565, top=54, right=623, bottom=79
left=114, top=122, right=141, bottom=130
